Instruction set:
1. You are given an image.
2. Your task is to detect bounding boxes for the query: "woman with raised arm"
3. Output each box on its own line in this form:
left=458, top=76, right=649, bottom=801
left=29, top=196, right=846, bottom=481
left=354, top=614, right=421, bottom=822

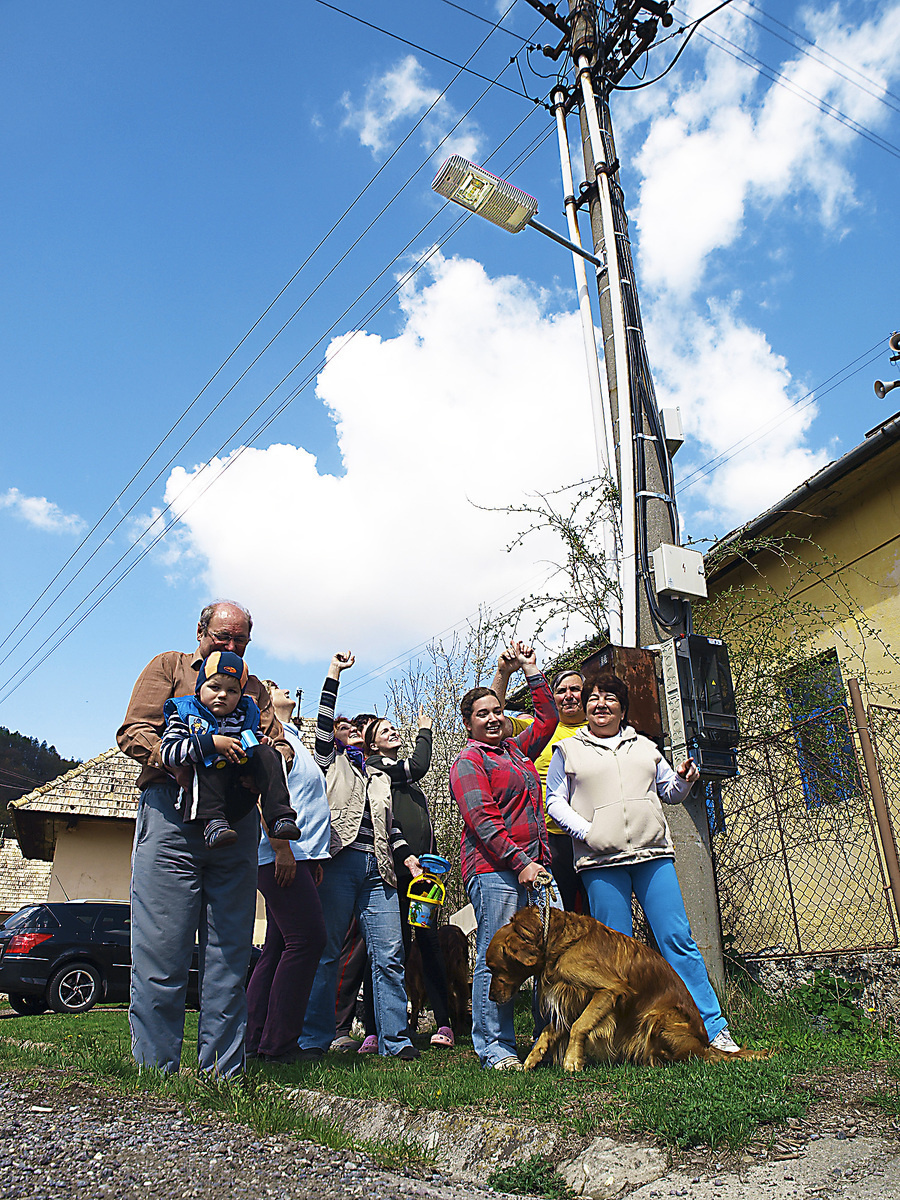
left=297, top=652, right=420, bottom=1062
left=545, top=669, right=740, bottom=1055
left=492, top=655, right=590, bottom=913
left=365, top=706, right=454, bottom=1048
left=450, top=642, right=559, bottom=1070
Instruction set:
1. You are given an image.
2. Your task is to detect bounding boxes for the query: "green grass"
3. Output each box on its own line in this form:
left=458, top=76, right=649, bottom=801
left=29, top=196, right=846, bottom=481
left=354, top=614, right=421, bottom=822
left=1, top=979, right=898, bottom=1156
left=487, top=1154, right=574, bottom=1198
left=0, top=1008, right=429, bottom=1172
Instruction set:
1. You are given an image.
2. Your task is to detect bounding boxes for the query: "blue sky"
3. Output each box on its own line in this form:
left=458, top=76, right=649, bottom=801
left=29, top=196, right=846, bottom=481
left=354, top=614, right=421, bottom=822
left=2, top=0, right=899, bottom=763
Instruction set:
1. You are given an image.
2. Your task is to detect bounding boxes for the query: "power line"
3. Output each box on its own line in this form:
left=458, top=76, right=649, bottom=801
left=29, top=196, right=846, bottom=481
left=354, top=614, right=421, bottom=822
left=740, top=0, right=900, bottom=111
left=690, top=18, right=900, bottom=161
left=0, top=120, right=557, bottom=707
left=0, top=6, right=519, bottom=662
left=434, top=0, right=531, bottom=43
left=0, top=8, right=542, bottom=679
left=318, top=563, right=565, bottom=715
left=675, top=337, right=890, bottom=493
left=313, top=0, right=545, bottom=103
left=614, top=0, right=736, bottom=91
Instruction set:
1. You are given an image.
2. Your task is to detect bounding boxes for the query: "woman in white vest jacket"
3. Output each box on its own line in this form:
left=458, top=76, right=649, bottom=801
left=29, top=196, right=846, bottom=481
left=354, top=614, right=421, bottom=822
left=545, top=669, right=740, bottom=1054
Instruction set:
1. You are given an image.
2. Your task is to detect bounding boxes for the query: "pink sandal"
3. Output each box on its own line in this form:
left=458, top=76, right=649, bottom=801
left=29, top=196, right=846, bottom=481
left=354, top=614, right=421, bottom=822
left=357, top=1034, right=379, bottom=1054
left=430, top=1025, right=454, bottom=1048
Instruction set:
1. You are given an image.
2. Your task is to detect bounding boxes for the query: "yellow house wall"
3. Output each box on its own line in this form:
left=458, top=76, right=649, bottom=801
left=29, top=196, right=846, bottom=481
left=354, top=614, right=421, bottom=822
left=48, top=820, right=134, bottom=901
left=47, top=818, right=269, bottom=942
left=708, top=455, right=900, bottom=703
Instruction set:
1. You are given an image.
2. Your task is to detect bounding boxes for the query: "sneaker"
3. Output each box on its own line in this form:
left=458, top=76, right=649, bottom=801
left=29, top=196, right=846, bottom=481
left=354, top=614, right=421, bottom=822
left=270, top=817, right=301, bottom=840
left=492, top=1055, right=524, bottom=1071
left=329, top=1035, right=359, bottom=1052
left=710, top=1028, right=741, bottom=1054
left=357, top=1035, right=379, bottom=1055
left=396, top=1045, right=420, bottom=1061
left=205, top=820, right=238, bottom=848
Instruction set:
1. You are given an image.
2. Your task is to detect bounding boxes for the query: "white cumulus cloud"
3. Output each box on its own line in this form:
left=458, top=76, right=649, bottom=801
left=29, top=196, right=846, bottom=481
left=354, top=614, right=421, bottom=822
left=162, top=253, right=598, bottom=662
left=0, top=487, right=86, bottom=534
left=341, top=55, right=482, bottom=161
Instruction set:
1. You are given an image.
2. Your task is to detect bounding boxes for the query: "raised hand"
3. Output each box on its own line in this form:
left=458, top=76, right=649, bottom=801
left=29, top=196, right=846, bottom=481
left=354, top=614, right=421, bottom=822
left=418, top=704, right=433, bottom=731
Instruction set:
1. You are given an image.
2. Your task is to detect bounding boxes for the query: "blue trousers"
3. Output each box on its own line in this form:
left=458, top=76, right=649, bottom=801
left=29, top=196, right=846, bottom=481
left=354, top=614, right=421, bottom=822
left=581, top=857, right=726, bottom=1041
left=299, top=849, right=413, bottom=1056
left=467, top=870, right=561, bottom=1068
left=129, top=783, right=259, bottom=1076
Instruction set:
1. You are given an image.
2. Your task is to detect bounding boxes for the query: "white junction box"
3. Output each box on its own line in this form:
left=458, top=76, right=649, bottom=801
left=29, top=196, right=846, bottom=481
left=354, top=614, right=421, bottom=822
left=661, top=407, right=684, bottom=456
left=650, top=544, right=708, bottom=600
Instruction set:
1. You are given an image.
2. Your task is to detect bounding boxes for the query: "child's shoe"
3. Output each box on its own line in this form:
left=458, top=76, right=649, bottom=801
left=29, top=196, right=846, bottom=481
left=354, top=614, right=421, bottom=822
left=270, top=817, right=301, bottom=840
left=205, top=819, right=238, bottom=848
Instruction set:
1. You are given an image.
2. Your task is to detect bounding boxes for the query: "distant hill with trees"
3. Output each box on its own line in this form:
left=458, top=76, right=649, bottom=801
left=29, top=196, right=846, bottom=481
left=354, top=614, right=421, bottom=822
left=0, top=727, right=81, bottom=832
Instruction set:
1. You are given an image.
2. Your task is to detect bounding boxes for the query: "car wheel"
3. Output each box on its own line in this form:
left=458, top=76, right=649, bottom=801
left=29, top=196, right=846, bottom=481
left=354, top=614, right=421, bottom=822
left=6, top=992, right=49, bottom=1016
left=47, top=963, right=102, bottom=1014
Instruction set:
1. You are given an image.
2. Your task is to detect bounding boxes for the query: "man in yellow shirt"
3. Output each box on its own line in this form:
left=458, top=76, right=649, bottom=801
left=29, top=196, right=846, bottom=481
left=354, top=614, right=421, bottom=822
left=491, top=654, right=588, bottom=913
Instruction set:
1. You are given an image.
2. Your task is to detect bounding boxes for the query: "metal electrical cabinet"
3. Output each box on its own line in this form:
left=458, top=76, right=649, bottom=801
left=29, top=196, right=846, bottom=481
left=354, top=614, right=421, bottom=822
left=658, top=636, right=739, bottom=778
left=581, top=644, right=663, bottom=748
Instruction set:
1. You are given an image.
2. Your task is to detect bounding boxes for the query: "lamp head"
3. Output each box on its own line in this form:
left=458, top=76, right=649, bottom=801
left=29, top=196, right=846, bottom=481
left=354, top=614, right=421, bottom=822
left=431, top=156, right=538, bottom=234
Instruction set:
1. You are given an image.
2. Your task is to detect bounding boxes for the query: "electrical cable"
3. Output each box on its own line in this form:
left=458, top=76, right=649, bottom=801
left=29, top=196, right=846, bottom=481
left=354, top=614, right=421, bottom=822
left=0, top=9, right=543, bottom=677
left=675, top=340, right=890, bottom=494
left=312, top=0, right=545, bottom=103
left=690, top=22, right=900, bottom=161
left=321, top=563, right=566, bottom=712
left=1, top=8, right=520, bottom=662
left=0, top=766, right=45, bottom=788
left=434, top=0, right=531, bottom=43
left=613, top=0, right=736, bottom=91
left=0, top=121, right=558, bottom=707
left=741, top=0, right=900, bottom=111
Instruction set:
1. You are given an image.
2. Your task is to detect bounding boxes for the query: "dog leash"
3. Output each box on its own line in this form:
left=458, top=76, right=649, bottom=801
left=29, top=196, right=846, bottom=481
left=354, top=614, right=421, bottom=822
left=527, top=868, right=558, bottom=943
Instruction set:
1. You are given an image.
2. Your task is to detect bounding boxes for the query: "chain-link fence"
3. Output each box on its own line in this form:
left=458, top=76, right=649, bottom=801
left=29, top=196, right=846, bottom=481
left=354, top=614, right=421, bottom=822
left=870, top=703, right=900, bottom=844
left=712, top=705, right=898, bottom=958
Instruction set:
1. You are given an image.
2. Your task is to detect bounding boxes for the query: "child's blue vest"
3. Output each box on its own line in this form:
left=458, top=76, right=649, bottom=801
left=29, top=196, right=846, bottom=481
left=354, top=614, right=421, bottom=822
left=164, top=694, right=261, bottom=769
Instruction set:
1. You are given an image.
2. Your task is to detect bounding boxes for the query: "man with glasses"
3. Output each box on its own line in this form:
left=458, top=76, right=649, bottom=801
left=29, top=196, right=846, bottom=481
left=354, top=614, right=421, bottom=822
left=117, top=600, right=292, bottom=1076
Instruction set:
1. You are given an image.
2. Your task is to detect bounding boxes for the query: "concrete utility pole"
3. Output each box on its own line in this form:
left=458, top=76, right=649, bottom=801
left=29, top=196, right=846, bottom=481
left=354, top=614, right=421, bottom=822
left=529, top=0, right=725, bottom=986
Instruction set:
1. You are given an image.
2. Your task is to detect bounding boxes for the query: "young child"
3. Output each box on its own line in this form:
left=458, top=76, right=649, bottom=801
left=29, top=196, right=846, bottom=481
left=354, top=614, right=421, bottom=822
left=161, top=650, right=301, bottom=849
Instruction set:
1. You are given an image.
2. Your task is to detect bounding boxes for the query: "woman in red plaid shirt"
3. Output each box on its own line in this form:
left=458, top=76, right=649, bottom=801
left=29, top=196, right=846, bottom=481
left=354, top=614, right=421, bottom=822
left=450, top=642, right=559, bottom=1069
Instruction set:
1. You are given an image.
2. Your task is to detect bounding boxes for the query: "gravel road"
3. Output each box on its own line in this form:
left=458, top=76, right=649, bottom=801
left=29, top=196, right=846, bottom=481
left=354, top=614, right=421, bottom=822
left=1, top=1070, right=898, bottom=1200
left=0, top=1076, right=506, bottom=1200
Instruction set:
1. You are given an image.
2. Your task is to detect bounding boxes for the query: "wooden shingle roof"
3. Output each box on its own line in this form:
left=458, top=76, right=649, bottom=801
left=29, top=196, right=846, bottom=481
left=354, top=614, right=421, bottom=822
left=10, top=748, right=140, bottom=861
left=0, top=836, right=52, bottom=915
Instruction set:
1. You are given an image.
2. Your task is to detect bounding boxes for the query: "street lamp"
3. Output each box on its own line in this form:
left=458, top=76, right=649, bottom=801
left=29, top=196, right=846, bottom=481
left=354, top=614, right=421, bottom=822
left=432, top=156, right=606, bottom=270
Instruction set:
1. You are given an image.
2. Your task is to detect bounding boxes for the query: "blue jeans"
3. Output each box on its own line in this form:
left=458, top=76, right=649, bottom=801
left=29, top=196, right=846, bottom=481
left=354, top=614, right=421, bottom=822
left=581, top=857, right=726, bottom=1041
left=129, top=783, right=259, bottom=1076
left=467, top=870, right=561, bottom=1068
left=299, top=849, right=412, bottom=1056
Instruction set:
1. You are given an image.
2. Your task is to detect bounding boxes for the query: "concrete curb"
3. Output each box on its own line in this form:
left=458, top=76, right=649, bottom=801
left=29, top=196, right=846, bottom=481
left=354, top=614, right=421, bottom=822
left=287, top=1087, right=669, bottom=1198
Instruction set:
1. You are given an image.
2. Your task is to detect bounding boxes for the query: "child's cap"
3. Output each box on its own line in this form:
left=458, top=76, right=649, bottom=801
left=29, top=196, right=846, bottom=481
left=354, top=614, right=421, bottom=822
left=196, top=650, right=249, bottom=695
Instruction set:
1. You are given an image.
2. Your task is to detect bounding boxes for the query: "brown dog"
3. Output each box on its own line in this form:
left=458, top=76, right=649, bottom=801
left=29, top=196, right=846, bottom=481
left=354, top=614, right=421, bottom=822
left=487, top=906, right=763, bottom=1071
left=406, top=923, right=472, bottom=1034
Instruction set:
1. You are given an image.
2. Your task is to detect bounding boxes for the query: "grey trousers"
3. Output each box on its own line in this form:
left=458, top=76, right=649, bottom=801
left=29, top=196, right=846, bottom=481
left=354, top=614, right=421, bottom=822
left=129, top=783, right=259, bottom=1076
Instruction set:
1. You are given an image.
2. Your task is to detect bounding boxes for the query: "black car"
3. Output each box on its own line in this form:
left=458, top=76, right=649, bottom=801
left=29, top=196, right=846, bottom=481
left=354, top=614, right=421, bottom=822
left=0, top=900, right=259, bottom=1016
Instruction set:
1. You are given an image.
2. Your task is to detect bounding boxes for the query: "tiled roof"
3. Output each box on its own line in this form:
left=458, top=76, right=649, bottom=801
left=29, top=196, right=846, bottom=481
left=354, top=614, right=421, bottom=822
left=0, top=836, right=52, bottom=915
left=10, top=748, right=140, bottom=861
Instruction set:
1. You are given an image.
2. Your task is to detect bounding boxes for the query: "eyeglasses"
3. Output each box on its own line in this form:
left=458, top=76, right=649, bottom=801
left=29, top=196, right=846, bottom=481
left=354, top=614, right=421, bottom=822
left=207, top=630, right=250, bottom=648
